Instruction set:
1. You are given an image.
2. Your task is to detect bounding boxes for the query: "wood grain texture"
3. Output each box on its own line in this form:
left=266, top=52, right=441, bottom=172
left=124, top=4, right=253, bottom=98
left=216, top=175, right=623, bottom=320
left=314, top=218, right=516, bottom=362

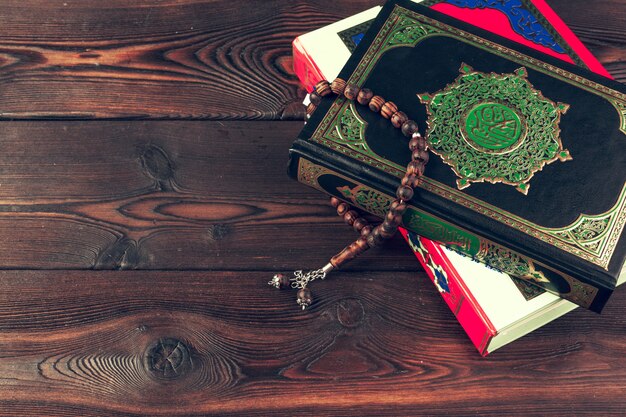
left=549, top=0, right=626, bottom=81
left=0, top=1, right=625, bottom=416
left=0, top=0, right=379, bottom=120
left=0, top=120, right=418, bottom=271
left=0, top=270, right=625, bottom=416
left=0, top=0, right=622, bottom=120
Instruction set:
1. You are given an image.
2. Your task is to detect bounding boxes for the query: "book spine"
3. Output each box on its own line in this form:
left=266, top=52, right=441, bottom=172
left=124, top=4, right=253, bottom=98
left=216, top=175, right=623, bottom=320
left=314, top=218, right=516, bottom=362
left=398, top=228, right=495, bottom=356
left=289, top=150, right=609, bottom=312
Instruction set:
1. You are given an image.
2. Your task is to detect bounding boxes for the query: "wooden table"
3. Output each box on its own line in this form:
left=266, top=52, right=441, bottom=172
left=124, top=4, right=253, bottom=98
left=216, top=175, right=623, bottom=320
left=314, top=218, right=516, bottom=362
left=0, top=1, right=624, bottom=415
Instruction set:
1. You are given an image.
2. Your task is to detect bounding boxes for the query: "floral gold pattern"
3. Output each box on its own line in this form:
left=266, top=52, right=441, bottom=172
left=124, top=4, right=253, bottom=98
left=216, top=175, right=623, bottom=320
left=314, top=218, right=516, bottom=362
left=337, top=184, right=391, bottom=217
left=419, top=64, right=571, bottom=194
left=327, top=103, right=371, bottom=156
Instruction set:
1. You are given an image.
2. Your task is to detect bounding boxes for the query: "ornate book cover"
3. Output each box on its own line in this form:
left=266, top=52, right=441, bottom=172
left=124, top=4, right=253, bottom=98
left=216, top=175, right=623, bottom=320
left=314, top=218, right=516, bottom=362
left=289, top=0, right=626, bottom=312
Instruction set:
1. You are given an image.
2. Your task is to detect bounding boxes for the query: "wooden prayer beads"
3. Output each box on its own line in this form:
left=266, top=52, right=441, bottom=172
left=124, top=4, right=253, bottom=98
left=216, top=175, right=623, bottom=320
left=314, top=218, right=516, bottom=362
left=314, top=80, right=332, bottom=97
left=331, top=196, right=372, bottom=235
left=344, top=84, right=360, bottom=100
left=391, top=111, right=408, bottom=128
left=309, top=91, right=322, bottom=106
left=401, top=120, right=419, bottom=137
left=331, top=78, right=347, bottom=95
left=271, top=77, right=430, bottom=309
left=343, top=210, right=360, bottom=226
left=357, top=88, right=374, bottom=105
left=380, top=101, right=398, bottom=119
left=368, top=95, right=385, bottom=112
left=330, top=236, right=370, bottom=269
left=297, top=288, right=313, bottom=309
left=336, top=202, right=349, bottom=216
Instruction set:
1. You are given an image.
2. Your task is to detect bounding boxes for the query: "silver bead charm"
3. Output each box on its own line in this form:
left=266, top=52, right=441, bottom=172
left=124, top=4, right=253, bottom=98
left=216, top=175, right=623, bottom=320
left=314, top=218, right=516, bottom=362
left=268, top=273, right=290, bottom=289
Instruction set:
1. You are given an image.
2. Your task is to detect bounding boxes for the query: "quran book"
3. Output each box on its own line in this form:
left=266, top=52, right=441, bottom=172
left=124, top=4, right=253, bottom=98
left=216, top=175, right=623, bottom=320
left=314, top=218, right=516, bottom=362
left=292, top=0, right=611, bottom=92
left=402, top=230, right=626, bottom=355
left=289, top=0, right=626, bottom=312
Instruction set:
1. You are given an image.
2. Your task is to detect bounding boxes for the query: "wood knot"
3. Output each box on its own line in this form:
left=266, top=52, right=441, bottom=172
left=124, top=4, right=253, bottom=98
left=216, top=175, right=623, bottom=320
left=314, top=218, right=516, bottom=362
left=144, top=338, right=191, bottom=380
left=206, top=223, right=231, bottom=241
left=336, top=298, right=365, bottom=328
left=138, top=145, right=176, bottom=190
left=94, top=237, right=138, bottom=270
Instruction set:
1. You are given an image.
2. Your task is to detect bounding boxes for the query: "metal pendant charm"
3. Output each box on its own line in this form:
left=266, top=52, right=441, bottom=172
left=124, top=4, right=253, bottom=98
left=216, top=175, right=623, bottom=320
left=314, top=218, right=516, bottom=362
left=268, top=263, right=334, bottom=309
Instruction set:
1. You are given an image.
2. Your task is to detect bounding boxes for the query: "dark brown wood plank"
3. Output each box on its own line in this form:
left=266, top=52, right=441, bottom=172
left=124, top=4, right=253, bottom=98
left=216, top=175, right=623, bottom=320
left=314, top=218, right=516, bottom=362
left=549, top=0, right=626, bottom=81
left=0, top=0, right=381, bottom=120
left=0, top=0, right=622, bottom=120
left=0, top=270, right=625, bottom=416
left=0, top=120, right=418, bottom=271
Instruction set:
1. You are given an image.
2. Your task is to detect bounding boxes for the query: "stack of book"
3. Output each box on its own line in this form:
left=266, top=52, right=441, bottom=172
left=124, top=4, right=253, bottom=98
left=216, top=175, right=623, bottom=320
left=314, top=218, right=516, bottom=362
left=291, top=0, right=626, bottom=355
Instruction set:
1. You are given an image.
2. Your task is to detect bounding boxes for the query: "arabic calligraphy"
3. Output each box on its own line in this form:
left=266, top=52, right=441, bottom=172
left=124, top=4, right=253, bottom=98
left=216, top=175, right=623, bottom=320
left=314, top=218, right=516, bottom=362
left=463, top=102, right=525, bottom=153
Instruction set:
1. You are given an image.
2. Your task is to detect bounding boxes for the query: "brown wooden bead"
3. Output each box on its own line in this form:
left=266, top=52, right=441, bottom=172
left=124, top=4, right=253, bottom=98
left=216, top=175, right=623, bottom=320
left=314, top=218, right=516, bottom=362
left=412, top=149, right=429, bottom=164
left=379, top=224, right=396, bottom=239
left=390, top=200, right=407, bottom=215
left=369, top=95, right=385, bottom=112
left=309, top=91, right=322, bottom=106
left=343, top=210, right=359, bottom=226
left=418, top=150, right=429, bottom=164
left=355, top=236, right=369, bottom=251
left=357, top=88, right=374, bottom=105
left=330, top=197, right=341, bottom=208
left=297, top=288, right=313, bottom=309
left=385, top=211, right=403, bottom=226
left=271, top=273, right=291, bottom=289
left=391, top=111, right=408, bottom=128
left=401, top=120, right=419, bottom=137
left=366, top=227, right=386, bottom=248
left=383, top=214, right=401, bottom=226
left=410, top=134, right=428, bottom=151
left=330, top=236, right=370, bottom=268
left=401, top=174, right=419, bottom=187
left=353, top=218, right=369, bottom=233
left=397, top=185, right=414, bottom=201
left=407, top=161, right=426, bottom=176
left=408, top=137, right=425, bottom=152
left=306, top=103, right=317, bottom=116
left=360, top=225, right=373, bottom=237
left=278, top=275, right=291, bottom=289
left=330, top=78, right=347, bottom=95
left=344, top=84, right=360, bottom=100
left=381, top=101, right=398, bottom=119
left=314, top=80, right=332, bottom=97
left=336, top=203, right=349, bottom=216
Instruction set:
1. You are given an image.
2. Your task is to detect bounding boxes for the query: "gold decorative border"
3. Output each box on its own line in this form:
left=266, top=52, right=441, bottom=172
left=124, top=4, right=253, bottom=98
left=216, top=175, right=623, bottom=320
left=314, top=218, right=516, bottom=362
left=309, top=4, right=626, bottom=269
